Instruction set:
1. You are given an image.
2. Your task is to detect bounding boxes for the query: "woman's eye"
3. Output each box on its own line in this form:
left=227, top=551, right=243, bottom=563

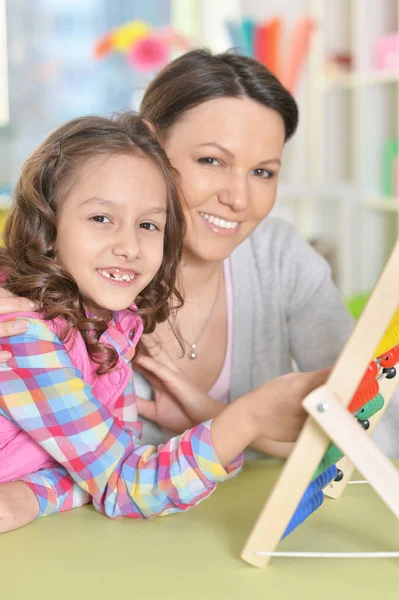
left=251, top=168, right=273, bottom=179
left=139, top=222, right=159, bottom=231
left=91, top=215, right=111, bottom=223
left=198, top=157, right=221, bottom=166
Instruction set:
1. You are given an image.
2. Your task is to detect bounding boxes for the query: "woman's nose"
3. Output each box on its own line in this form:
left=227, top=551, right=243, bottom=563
left=218, top=176, right=250, bottom=211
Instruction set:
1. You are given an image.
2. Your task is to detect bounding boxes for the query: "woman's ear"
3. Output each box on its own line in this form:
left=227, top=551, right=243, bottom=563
left=142, top=118, right=161, bottom=140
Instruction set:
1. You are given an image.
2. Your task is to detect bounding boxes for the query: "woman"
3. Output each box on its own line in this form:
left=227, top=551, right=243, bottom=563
left=0, top=49, right=354, bottom=457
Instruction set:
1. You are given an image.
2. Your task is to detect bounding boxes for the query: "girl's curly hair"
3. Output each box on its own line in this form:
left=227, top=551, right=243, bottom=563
left=0, top=112, right=185, bottom=374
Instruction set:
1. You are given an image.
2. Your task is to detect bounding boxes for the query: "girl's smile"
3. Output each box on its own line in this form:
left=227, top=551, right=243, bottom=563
left=96, top=267, right=140, bottom=286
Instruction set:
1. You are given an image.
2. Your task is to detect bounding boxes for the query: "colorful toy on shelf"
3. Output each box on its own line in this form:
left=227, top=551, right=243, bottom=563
left=242, top=240, right=399, bottom=568
left=374, top=33, right=399, bottom=70
left=225, top=16, right=315, bottom=94
left=94, top=20, right=191, bottom=73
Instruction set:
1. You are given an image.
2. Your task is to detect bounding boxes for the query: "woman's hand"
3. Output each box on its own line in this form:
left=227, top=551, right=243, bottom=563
left=0, top=481, right=40, bottom=533
left=0, top=287, right=37, bottom=362
left=135, top=345, right=217, bottom=433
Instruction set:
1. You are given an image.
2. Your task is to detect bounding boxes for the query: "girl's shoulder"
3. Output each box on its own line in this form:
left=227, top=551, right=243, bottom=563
left=0, top=311, right=85, bottom=360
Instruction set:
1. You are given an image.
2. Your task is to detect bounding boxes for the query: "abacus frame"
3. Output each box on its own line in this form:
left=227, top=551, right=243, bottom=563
left=241, top=239, right=399, bottom=568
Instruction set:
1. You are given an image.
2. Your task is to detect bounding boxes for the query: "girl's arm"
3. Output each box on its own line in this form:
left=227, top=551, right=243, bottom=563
left=0, top=318, right=245, bottom=520
left=0, top=467, right=90, bottom=532
left=20, top=466, right=91, bottom=517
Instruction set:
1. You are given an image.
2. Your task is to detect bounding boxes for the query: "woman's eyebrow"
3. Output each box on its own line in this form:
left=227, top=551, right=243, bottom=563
left=196, top=142, right=281, bottom=166
left=195, top=142, right=235, bottom=158
left=257, top=158, right=281, bottom=167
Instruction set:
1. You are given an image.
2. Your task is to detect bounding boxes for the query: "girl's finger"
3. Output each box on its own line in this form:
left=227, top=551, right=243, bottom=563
left=0, top=351, right=12, bottom=362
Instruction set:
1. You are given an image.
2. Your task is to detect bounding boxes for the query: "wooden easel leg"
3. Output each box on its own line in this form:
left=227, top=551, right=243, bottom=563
left=241, top=388, right=333, bottom=568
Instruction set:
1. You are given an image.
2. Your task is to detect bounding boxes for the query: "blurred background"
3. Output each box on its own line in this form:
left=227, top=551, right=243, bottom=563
left=0, top=0, right=398, bottom=313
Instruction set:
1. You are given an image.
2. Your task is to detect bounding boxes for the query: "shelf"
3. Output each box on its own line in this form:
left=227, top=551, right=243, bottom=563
left=322, top=69, right=399, bottom=90
left=362, top=197, right=399, bottom=213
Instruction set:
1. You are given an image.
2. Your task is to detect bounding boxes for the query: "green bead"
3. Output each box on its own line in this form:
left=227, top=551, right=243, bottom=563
left=355, top=393, right=384, bottom=420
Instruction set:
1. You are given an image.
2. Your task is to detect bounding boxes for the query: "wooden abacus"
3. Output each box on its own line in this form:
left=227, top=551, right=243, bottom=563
left=241, top=239, right=399, bottom=568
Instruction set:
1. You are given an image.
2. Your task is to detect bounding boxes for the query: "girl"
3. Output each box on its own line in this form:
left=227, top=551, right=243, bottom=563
left=0, top=112, right=332, bottom=532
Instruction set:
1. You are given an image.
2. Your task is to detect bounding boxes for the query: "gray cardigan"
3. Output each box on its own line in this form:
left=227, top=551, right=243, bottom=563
left=135, top=217, right=399, bottom=456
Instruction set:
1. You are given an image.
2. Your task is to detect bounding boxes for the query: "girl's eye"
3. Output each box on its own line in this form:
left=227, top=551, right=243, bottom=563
left=198, top=157, right=221, bottom=166
left=251, top=168, right=273, bottom=179
left=91, top=215, right=111, bottom=224
left=139, top=222, right=159, bottom=231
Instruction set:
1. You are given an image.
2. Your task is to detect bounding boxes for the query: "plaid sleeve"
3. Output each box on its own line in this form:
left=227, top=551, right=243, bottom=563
left=21, top=466, right=91, bottom=517
left=0, top=319, right=243, bottom=519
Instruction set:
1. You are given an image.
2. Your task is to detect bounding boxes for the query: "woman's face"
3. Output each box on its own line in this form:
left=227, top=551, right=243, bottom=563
left=164, top=97, right=286, bottom=264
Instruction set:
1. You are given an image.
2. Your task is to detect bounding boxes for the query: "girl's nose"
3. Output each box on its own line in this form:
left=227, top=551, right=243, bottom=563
left=112, top=229, right=140, bottom=261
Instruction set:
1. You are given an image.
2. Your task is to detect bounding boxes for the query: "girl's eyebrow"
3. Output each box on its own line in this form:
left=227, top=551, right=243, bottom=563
left=79, top=196, right=167, bottom=216
left=196, top=142, right=281, bottom=166
left=79, top=196, right=118, bottom=208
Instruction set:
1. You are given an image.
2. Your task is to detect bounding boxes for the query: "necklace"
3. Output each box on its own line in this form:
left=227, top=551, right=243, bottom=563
left=182, top=267, right=223, bottom=360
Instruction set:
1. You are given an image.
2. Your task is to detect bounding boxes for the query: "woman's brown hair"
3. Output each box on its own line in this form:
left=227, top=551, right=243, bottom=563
left=140, top=49, right=299, bottom=141
left=0, top=113, right=185, bottom=374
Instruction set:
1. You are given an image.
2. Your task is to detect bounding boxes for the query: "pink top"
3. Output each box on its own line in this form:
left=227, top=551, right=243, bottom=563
left=208, top=258, right=233, bottom=405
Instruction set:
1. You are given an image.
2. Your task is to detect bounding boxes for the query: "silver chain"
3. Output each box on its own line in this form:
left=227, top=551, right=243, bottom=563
left=181, top=267, right=223, bottom=359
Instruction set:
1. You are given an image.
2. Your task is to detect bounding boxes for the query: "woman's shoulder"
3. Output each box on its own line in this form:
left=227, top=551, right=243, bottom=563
left=230, top=216, right=332, bottom=299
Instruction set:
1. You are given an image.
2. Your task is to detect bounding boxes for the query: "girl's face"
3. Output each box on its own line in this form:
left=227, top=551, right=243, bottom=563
left=164, top=97, right=285, bottom=264
left=55, top=153, right=167, bottom=317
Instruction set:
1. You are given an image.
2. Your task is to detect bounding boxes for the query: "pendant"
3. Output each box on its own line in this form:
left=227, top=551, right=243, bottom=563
left=189, top=343, right=197, bottom=359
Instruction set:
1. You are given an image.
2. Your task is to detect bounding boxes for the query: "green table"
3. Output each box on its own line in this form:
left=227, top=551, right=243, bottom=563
left=2, top=460, right=399, bottom=600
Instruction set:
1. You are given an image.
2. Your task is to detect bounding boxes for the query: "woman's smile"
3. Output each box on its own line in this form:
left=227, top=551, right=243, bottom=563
left=199, top=211, right=240, bottom=236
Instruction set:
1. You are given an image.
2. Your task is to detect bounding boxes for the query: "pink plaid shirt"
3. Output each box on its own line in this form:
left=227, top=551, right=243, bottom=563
left=0, top=310, right=243, bottom=519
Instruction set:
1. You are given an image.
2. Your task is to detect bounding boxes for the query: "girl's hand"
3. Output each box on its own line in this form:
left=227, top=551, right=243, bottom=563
left=210, top=369, right=330, bottom=467
left=239, top=369, right=331, bottom=444
left=0, top=481, right=40, bottom=533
